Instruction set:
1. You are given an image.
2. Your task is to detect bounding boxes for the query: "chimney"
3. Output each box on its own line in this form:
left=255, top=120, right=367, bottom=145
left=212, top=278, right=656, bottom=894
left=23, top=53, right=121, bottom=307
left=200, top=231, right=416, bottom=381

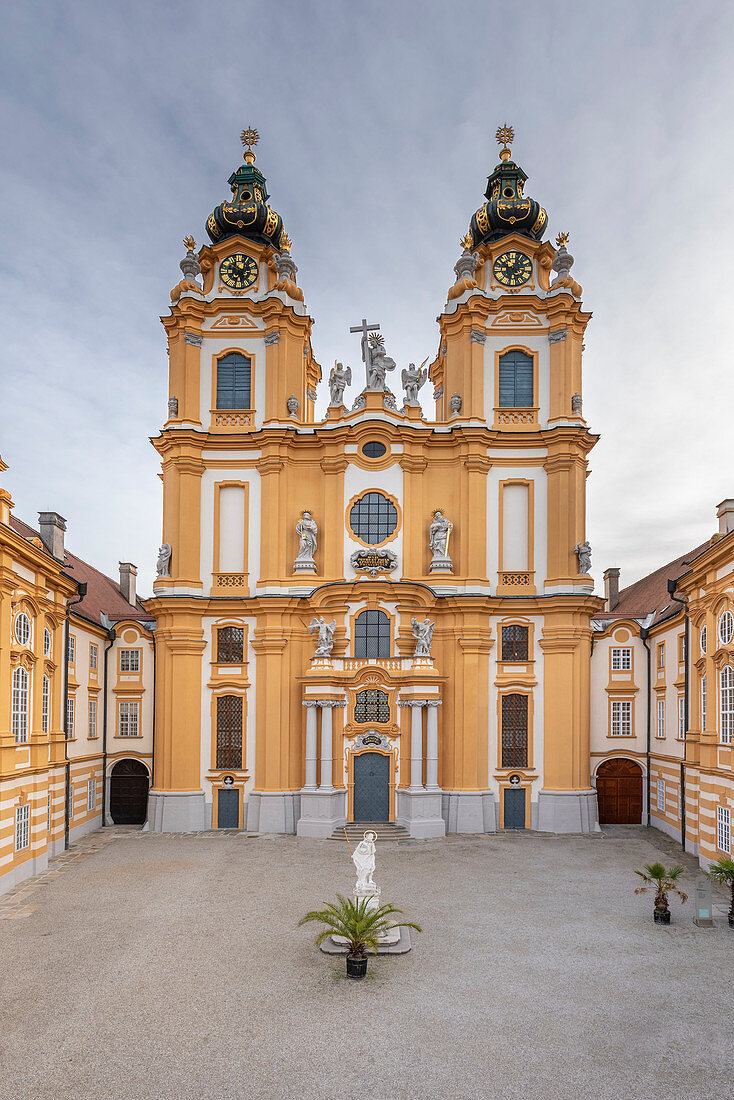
left=119, top=562, right=137, bottom=605
left=38, top=512, right=67, bottom=561
left=717, top=499, right=734, bottom=536
left=604, top=567, right=620, bottom=612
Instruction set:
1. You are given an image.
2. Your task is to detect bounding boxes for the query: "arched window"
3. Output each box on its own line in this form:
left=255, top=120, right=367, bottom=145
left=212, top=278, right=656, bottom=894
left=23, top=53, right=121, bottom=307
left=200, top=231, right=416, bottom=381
left=217, top=626, right=244, bottom=663
left=720, top=665, right=734, bottom=745
left=700, top=625, right=707, bottom=655
left=501, top=624, right=529, bottom=662
left=354, top=689, right=390, bottom=723
left=718, top=611, right=733, bottom=646
left=498, top=350, right=533, bottom=408
left=44, top=627, right=52, bottom=657
left=12, top=666, right=29, bottom=743
left=354, top=610, right=390, bottom=659
left=501, top=693, right=528, bottom=768
left=14, top=613, right=31, bottom=647
left=216, top=353, right=252, bottom=410
left=216, top=695, right=243, bottom=769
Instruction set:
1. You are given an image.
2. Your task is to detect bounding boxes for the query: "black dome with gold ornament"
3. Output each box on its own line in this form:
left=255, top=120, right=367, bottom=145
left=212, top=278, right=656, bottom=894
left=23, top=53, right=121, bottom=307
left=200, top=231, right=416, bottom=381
left=468, top=126, right=548, bottom=248
left=205, top=128, right=289, bottom=251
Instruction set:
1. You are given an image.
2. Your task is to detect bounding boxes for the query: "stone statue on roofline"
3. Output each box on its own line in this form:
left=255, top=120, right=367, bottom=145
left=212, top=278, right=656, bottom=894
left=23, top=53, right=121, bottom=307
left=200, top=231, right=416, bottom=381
left=402, top=359, right=429, bottom=407
left=328, top=362, right=351, bottom=406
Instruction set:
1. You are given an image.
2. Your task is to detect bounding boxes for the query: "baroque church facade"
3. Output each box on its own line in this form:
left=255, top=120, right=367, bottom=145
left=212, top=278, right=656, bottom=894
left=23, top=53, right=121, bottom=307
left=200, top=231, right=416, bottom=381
left=147, top=127, right=602, bottom=838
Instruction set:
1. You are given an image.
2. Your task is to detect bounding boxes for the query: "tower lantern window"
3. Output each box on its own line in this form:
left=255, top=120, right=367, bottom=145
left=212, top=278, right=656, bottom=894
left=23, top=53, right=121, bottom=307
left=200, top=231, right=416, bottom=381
left=216, top=353, right=252, bottom=410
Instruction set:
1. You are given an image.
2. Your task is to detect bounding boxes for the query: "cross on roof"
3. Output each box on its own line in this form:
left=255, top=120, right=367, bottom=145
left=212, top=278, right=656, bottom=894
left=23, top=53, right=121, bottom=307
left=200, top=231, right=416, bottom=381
left=349, top=318, right=380, bottom=362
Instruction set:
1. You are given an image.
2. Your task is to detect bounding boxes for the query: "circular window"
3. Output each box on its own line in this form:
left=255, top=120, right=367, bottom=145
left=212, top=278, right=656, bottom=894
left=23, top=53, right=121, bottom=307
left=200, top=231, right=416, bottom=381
left=15, top=613, right=31, bottom=647
left=700, top=626, right=707, bottom=655
left=44, top=627, right=52, bottom=657
left=349, top=492, right=398, bottom=545
left=242, top=190, right=252, bottom=201
left=503, top=187, right=514, bottom=197
left=718, top=611, right=734, bottom=646
left=362, top=441, right=387, bottom=459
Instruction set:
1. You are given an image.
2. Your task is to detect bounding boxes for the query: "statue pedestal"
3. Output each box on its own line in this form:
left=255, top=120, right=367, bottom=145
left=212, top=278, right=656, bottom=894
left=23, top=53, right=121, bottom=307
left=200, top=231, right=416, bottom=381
left=430, top=556, right=453, bottom=572
left=293, top=559, right=316, bottom=573
left=327, top=404, right=346, bottom=419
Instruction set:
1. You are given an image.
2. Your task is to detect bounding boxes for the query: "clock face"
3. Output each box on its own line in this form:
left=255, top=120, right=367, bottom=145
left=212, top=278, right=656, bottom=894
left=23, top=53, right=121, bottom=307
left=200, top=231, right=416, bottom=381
left=493, top=250, right=532, bottom=288
left=219, top=252, right=258, bottom=290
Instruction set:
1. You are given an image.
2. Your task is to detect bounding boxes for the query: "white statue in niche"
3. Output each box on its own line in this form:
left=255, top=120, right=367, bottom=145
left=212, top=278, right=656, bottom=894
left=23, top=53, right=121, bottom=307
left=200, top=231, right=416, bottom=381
left=411, top=616, right=435, bottom=658
left=574, top=540, right=592, bottom=574
left=429, top=510, right=453, bottom=570
left=309, top=616, right=336, bottom=657
left=352, top=830, right=377, bottom=890
left=294, top=511, right=318, bottom=571
left=156, top=543, right=172, bottom=578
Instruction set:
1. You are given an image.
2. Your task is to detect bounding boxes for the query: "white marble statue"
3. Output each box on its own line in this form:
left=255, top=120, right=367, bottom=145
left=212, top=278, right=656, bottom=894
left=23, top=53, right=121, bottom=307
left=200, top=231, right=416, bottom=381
left=308, top=616, right=336, bottom=658
left=328, top=361, right=351, bottom=405
left=352, top=830, right=377, bottom=890
left=411, top=616, right=435, bottom=658
left=365, top=333, right=396, bottom=391
left=429, top=510, right=453, bottom=569
left=402, top=359, right=429, bottom=406
left=574, top=540, right=592, bottom=574
left=156, top=543, right=172, bottom=578
left=294, top=512, right=318, bottom=571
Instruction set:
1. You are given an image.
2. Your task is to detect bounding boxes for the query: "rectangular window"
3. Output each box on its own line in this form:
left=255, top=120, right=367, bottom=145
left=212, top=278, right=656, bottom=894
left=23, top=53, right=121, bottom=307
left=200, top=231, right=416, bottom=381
left=88, top=698, right=97, bottom=739
left=15, top=804, right=30, bottom=852
left=118, top=701, right=140, bottom=737
left=656, top=699, right=665, bottom=738
left=217, top=626, right=244, bottom=664
left=90, top=643, right=98, bottom=671
left=701, top=674, right=707, bottom=731
left=66, top=696, right=75, bottom=739
left=610, top=700, right=633, bottom=736
left=42, top=675, right=50, bottom=734
left=717, top=805, right=731, bottom=853
left=501, top=625, right=529, bottom=662
left=216, top=695, right=243, bottom=769
left=12, top=666, right=29, bottom=743
left=498, top=351, right=533, bottom=408
left=501, top=694, right=528, bottom=769
left=657, top=778, right=665, bottom=812
left=678, top=696, right=686, bottom=739
left=611, top=647, right=632, bottom=671
left=720, top=667, right=734, bottom=745
left=68, top=634, right=75, bottom=664
left=120, top=649, right=140, bottom=672
left=678, top=634, right=685, bottom=664
left=87, top=778, right=96, bottom=812
left=657, top=642, right=665, bottom=669
left=216, top=353, right=252, bottom=410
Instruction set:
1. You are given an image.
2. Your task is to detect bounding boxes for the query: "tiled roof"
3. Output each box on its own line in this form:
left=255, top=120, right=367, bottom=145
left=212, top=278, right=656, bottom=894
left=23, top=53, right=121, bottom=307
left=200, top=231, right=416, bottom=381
left=9, top=515, right=151, bottom=628
left=603, top=541, right=710, bottom=626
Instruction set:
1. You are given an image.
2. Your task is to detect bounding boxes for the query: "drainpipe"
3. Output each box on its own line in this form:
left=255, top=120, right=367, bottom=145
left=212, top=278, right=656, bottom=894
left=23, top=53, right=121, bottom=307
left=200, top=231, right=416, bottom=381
left=63, top=583, right=87, bottom=850
left=101, top=626, right=116, bottom=826
left=150, top=623, right=156, bottom=808
left=640, top=625, right=651, bottom=826
left=668, top=579, right=689, bottom=851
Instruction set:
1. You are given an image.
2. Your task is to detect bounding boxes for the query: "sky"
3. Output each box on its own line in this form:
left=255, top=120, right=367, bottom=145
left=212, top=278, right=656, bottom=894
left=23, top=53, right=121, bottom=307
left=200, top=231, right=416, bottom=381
left=1, top=0, right=733, bottom=597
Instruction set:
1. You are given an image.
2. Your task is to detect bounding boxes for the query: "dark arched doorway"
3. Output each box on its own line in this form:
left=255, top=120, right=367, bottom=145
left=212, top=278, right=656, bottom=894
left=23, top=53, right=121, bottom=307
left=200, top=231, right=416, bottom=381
left=109, top=760, right=149, bottom=824
left=596, top=758, right=643, bottom=824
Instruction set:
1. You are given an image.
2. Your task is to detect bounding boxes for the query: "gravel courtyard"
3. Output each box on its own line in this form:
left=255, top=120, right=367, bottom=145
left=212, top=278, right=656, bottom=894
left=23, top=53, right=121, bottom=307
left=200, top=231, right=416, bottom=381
left=1, top=826, right=731, bottom=1100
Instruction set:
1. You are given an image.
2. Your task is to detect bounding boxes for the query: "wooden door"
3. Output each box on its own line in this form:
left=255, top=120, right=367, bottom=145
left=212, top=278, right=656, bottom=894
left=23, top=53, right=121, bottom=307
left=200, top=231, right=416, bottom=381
left=596, top=759, right=643, bottom=824
left=109, top=759, right=149, bottom=824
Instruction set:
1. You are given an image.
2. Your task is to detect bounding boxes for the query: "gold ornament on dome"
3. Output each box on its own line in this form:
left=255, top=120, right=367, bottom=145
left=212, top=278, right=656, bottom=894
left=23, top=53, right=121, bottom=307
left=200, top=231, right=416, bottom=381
left=496, top=124, right=514, bottom=161
left=279, top=230, right=292, bottom=253
left=459, top=232, right=474, bottom=250
left=241, top=125, right=259, bottom=164
left=183, top=235, right=196, bottom=252
left=556, top=231, right=570, bottom=247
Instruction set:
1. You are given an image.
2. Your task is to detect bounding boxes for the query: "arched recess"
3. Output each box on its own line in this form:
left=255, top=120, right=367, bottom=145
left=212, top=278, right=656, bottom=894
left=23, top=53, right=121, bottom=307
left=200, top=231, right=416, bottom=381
left=595, top=758, right=643, bottom=824
left=109, top=759, right=149, bottom=825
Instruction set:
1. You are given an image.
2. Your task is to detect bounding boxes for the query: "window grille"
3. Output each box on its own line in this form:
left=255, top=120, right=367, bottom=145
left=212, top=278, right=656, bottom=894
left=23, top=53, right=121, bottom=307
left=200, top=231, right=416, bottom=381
left=118, top=701, right=139, bottom=737
left=498, top=350, right=534, bottom=408
left=217, top=626, right=244, bottom=663
left=66, top=697, right=75, bottom=739
left=717, top=805, right=731, bottom=853
left=90, top=644, right=98, bottom=671
left=120, top=649, right=140, bottom=672
left=719, top=611, right=734, bottom=646
left=216, top=353, right=251, bottom=410
left=68, top=634, right=75, bottom=664
left=700, top=625, right=707, bottom=655
left=678, top=696, right=686, bottom=739
left=720, top=666, right=734, bottom=744
left=349, top=492, right=398, bottom=545
left=216, top=695, right=243, bottom=769
left=44, top=628, right=52, bottom=657
left=12, top=666, right=29, bottom=743
left=611, top=647, right=632, bottom=671
left=656, top=699, right=665, bottom=738
left=610, top=700, right=632, bottom=736
left=354, top=689, right=390, bottom=724
left=657, top=778, right=665, bottom=812
left=354, top=610, right=391, bottom=659
left=502, top=625, right=529, bottom=662
left=15, top=804, right=30, bottom=852
left=501, top=694, right=528, bottom=769
left=14, top=612, right=31, bottom=647
left=701, top=674, right=707, bottom=731
left=42, top=675, right=50, bottom=734
left=87, top=779, right=96, bottom=812
left=88, top=698, right=97, bottom=739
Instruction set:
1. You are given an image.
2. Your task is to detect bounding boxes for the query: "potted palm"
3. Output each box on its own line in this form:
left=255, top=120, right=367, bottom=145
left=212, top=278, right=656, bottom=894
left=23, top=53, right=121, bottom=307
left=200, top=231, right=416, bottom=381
left=634, top=862, right=687, bottom=924
left=707, top=856, right=734, bottom=927
left=299, top=894, right=422, bottom=979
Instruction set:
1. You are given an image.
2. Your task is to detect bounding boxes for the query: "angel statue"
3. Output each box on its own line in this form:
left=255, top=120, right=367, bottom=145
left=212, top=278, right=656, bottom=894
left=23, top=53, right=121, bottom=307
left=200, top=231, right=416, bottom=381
left=411, top=616, right=435, bottom=658
left=328, top=361, right=351, bottom=406
left=366, top=333, right=397, bottom=390
left=402, top=358, right=429, bottom=407
left=294, top=511, right=318, bottom=571
left=308, top=616, right=336, bottom=658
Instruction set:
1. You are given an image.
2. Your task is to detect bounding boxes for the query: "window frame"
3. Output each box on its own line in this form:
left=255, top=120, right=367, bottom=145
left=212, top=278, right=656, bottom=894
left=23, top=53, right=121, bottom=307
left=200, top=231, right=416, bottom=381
left=497, top=349, right=534, bottom=409
left=42, top=674, right=50, bottom=734
left=14, top=612, right=31, bottom=647
left=66, top=696, right=75, bottom=739
left=89, top=643, right=98, bottom=671
left=353, top=609, right=391, bottom=659
left=216, top=626, right=244, bottom=664
left=611, top=647, right=632, bottom=671
left=700, top=625, right=707, bottom=655
left=656, top=698, right=665, bottom=738
left=501, top=624, right=529, bottom=663
left=15, top=803, right=30, bottom=852
left=656, top=778, right=665, bottom=813
left=44, top=627, right=52, bottom=657
left=88, top=697, right=98, bottom=739
left=677, top=695, right=686, bottom=739
left=610, top=699, right=633, bottom=737
left=68, top=634, right=76, bottom=665
left=717, top=805, right=731, bottom=854
left=118, top=700, right=140, bottom=737
left=215, top=351, right=253, bottom=411
left=348, top=491, right=399, bottom=548
left=87, top=778, right=96, bottom=812
left=720, top=665, right=734, bottom=745
left=718, top=610, right=734, bottom=646
left=216, top=694, right=243, bottom=770
left=119, top=648, right=141, bottom=673
left=500, top=692, right=529, bottom=769
left=12, top=665, right=29, bottom=743
left=657, top=642, right=665, bottom=669
left=701, top=673, right=707, bottom=731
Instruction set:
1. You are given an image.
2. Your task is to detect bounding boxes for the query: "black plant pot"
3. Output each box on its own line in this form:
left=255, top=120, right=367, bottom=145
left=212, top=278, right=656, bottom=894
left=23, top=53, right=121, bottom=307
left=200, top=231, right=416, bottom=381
left=728, top=915, right=734, bottom=928
left=654, top=909, right=671, bottom=925
left=346, top=953, right=368, bottom=980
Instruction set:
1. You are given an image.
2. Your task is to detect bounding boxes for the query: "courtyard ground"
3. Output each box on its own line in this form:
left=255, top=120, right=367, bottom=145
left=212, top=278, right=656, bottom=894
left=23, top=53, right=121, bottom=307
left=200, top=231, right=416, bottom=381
left=0, top=825, right=731, bottom=1100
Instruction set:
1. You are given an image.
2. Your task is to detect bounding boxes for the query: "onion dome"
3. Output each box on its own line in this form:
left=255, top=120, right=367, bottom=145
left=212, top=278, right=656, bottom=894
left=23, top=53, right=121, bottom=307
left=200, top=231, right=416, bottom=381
left=468, top=126, right=548, bottom=248
left=206, top=127, right=288, bottom=251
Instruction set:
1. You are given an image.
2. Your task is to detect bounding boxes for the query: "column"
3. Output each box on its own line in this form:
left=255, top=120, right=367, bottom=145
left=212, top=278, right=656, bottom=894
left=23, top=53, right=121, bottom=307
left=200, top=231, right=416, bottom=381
left=409, top=702, right=425, bottom=791
left=302, top=702, right=318, bottom=790
left=319, top=701, right=334, bottom=791
left=425, top=701, right=441, bottom=789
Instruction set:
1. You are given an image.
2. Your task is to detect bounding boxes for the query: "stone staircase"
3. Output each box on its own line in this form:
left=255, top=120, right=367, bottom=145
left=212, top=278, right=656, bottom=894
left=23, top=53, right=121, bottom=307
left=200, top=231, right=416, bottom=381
left=328, top=821, right=412, bottom=843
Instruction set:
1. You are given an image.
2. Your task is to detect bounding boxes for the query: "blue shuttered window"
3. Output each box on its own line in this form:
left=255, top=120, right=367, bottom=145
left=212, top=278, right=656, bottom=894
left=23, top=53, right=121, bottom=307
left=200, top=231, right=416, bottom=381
left=216, top=353, right=252, bottom=410
left=498, top=351, right=533, bottom=408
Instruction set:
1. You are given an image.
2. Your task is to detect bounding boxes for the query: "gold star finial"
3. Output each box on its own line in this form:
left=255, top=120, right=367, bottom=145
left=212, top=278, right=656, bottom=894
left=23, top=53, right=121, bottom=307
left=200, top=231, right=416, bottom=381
left=183, top=235, right=196, bottom=253
left=241, top=126, right=259, bottom=164
left=496, top=124, right=514, bottom=162
left=459, top=232, right=474, bottom=251
left=279, top=230, right=292, bottom=253
left=556, top=231, right=570, bottom=248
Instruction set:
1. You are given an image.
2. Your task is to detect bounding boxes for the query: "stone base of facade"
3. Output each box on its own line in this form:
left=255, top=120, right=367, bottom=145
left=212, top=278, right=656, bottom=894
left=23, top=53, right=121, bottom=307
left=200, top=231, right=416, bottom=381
left=536, top=789, right=599, bottom=833
left=296, top=789, right=346, bottom=837
left=0, top=851, right=49, bottom=898
left=246, top=790, right=300, bottom=834
left=442, top=791, right=497, bottom=834
left=396, top=789, right=446, bottom=838
left=147, top=789, right=207, bottom=832
left=68, top=814, right=103, bottom=846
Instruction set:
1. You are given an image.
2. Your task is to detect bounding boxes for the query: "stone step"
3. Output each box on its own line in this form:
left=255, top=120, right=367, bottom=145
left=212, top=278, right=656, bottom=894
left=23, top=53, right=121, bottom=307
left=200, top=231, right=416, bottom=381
left=328, top=822, right=412, bottom=842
